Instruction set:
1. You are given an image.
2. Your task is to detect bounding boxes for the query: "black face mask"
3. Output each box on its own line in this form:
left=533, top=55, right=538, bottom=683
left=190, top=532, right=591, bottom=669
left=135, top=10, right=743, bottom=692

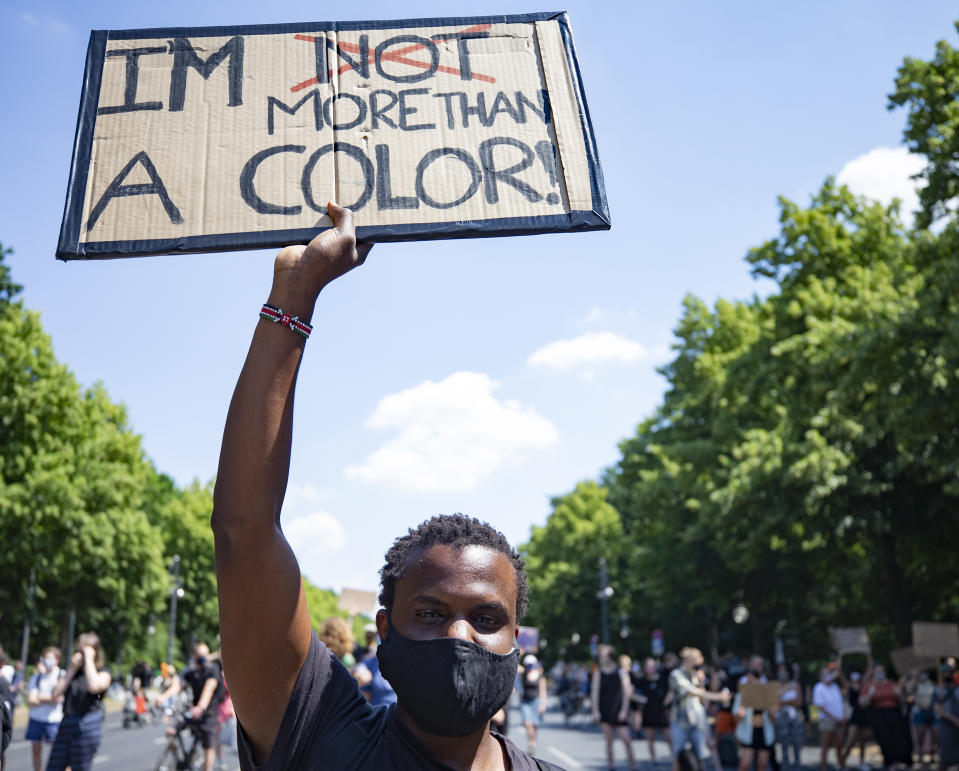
left=376, top=620, right=518, bottom=737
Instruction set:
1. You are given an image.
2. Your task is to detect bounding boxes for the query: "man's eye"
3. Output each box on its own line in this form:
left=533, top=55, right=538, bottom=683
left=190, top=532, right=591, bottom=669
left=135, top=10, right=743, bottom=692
left=475, top=616, right=501, bottom=627
left=416, top=609, right=442, bottom=618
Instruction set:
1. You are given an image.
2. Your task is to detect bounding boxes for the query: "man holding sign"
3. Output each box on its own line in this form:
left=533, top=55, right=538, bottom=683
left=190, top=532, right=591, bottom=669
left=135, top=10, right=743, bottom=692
left=211, top=205, right=561, bottom=770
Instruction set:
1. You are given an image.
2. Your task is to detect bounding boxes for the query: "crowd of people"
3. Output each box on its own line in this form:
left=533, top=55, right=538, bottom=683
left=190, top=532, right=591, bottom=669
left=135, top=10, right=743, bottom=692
left=0, top=634, right=238, bottom=771
left=547, top=645, right=959, bottom=771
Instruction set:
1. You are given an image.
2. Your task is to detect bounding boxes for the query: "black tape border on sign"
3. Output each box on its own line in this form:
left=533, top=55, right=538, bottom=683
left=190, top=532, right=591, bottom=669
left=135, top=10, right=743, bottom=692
left=56, top=11, right=610, bottom=261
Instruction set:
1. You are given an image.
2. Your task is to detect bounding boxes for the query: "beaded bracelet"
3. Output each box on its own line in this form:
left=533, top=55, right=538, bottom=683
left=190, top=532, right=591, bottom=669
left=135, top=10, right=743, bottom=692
left=259, top=303, right=313, bottom=339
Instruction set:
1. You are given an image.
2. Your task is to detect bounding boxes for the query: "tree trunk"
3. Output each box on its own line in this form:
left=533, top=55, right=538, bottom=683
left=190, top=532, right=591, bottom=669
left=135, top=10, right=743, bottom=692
left=880, top=530, right=910, bottom=646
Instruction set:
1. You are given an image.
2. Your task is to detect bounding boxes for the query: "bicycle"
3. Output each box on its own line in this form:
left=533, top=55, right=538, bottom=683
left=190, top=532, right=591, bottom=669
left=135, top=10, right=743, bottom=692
left=154, top=707, right=206, bottom=771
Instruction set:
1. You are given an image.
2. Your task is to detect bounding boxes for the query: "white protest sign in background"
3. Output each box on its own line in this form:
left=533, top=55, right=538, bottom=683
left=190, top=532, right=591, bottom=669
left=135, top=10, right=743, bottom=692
left=58, top=13, right=609, bottom=259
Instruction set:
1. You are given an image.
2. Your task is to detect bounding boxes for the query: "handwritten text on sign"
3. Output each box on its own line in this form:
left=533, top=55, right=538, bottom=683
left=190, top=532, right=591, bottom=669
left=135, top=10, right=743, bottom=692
left=61, top=15, right=606, bottom=257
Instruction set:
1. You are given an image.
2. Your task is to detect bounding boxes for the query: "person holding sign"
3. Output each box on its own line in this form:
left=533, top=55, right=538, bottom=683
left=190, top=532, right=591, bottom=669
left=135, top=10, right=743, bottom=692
left=211, top=205, right=562, bottom=770
left=732, top=655, right=776, bottom=771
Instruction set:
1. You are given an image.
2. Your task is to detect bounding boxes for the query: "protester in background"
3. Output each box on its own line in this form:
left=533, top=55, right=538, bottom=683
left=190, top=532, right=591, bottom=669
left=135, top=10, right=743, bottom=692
left=637, top=657, right=672, bottom=762
left=519, top=652, right=547, bottom=754
left=669, top=647, right=730, bottom=771
left=318, top=617, right=357, bottom=670
left=776, top=662, right=804, bottom=771
left=861, top=663, right=911, bottom=768
left=813, top=665, right=847, bottom=771
left=593, top=644, right=636, bottom=771
left=912, top=670, right=938, bottom=766
left=45, top=632, right=112, bottom=771
left=0, top=646, right=12, bottom=771
left=845, top=671, right=871, bottom=769
left=215, top=673, right=235, bottom=770
left=352, top=623, right=378, bottom=664
left=26, top=648, right=64, bottom=771
left=155, top=642, right=224, bottom=771
left=935, top=658, right=959, bottom=771
left=734, top=655, right=776, bottom=771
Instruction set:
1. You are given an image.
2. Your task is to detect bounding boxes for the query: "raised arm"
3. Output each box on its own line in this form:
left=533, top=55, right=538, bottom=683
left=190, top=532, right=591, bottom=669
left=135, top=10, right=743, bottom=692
left=211, top=204, right=370, bottom=763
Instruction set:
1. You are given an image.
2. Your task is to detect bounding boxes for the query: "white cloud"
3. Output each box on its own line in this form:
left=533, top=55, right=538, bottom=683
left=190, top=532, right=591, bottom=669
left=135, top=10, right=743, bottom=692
left=283, top=510, right=348, bottom=555
left=527, top=331, right=649, bottom=371
left=285, top=483, right=329, bottom=503
left=836, top=146, right=924, bottom=218
left=345, top=372, right=559, bottom=492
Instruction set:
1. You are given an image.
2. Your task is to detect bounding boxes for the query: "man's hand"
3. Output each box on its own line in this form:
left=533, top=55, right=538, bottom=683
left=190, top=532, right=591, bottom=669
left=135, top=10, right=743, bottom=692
left=190, top=705, right=204, bottom=720
left=270, top=202, right=371, bottom=316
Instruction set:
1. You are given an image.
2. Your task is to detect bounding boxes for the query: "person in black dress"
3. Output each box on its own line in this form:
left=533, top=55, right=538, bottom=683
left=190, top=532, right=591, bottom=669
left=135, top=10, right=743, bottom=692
left=45, top=632, right=111, bottom=771
left=636, top=657, right=671, bottom=763
left=592, top=646, right=636, bottom=771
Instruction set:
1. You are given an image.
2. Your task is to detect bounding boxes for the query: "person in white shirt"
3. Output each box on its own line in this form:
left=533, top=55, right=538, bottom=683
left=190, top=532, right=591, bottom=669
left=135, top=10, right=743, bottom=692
left=812, top=665, right=847, bottom=771
left=26, top=647, right=64, bottom=771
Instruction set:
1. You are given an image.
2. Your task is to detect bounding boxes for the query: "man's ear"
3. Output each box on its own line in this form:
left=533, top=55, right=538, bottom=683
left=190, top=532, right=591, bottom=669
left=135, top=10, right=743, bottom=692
left=375, top=609, right=389, bottom=641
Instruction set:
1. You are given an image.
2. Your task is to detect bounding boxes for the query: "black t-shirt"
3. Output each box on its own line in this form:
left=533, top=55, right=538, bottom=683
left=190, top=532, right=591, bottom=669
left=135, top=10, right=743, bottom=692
left=182, top=663, right=223, bottom=718
left=63, top=668, right=109, bottom=718
left=237, top=632, right=563, bottom=770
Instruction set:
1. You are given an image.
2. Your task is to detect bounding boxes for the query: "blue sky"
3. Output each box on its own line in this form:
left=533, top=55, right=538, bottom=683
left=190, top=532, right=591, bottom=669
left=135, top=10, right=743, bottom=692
left=2, top=1, right=955, bottom=605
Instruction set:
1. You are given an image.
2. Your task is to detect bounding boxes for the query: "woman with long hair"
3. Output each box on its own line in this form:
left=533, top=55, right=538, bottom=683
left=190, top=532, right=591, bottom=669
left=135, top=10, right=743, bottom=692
left=592, top=645, right=636, bottom=771
left=318, top=617, right=357, bottom=669
left=45, top=632, right=111, bottom=771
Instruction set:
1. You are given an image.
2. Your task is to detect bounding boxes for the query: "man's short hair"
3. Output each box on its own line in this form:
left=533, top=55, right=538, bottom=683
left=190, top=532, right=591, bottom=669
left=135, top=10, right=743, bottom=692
left=680, top=647, right=703, bottom=662
left=378, top=513, right=529, bottom=621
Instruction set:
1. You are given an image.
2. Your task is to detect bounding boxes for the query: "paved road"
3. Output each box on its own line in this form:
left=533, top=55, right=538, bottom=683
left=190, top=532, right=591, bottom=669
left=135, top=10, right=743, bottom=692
left=6, top=698, right=885, bottom=770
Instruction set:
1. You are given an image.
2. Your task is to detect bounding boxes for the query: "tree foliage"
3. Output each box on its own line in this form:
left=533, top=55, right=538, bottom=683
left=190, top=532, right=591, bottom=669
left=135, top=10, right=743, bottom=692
left=0, top=248, right=367, bottom=669
left=526, top=22, right=959, bottom=669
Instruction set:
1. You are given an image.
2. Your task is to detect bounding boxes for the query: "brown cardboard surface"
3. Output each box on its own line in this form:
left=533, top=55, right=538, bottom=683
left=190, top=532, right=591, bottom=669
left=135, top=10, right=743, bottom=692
left=739, top=682, right=781, bottom=712
left=59, top=14, right=609, bottom=259
left=830, top=626, right=871, bottom=656
left=890, top=646, right=938, bottom=676
left=338, top=588, right=379, bottom=616
left=912, top=622, right=959, bottom=658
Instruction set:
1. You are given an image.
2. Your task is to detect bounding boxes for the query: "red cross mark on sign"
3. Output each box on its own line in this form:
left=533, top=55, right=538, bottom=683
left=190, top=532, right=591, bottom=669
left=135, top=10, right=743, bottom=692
left=290, top=23, right=497, bottom=93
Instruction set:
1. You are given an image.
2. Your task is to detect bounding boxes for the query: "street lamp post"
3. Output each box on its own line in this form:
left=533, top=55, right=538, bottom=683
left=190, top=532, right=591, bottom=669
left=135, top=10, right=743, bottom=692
left=167, top=554, right=181, bottom=667
left=597, top=557, right=613, bottom=644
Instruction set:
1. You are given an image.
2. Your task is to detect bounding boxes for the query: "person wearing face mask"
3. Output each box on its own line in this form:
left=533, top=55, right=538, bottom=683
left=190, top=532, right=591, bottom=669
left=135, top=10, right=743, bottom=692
left=26, top=647, right=64, bottom=771
left=155, top=642, right=225, bottom=771
left=210, top=206, right=563, bottom=770
left=775, top=663, right=803, bottom=771
left=45, top=632, right=112, bottom=771
left=813, top=665, right=846, bottom=771
left=844, top=670, right=872, bottom=770
left=861, top=664, right=911, bottom=769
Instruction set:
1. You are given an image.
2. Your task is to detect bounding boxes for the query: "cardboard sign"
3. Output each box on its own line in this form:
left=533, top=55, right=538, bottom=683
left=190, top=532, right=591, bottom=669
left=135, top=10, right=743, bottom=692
left=337, top=587, right=378, bottom=616
left=57, top=12, right=609, bottom=260
left=913, top=622, right=959, bottom=658
left=739, top=681, right=781, bottom=712
left=830, top=627, right=871, bottom=656
left=517, top=626, right=540, bottom=651
left=890, top=646, right=938, bottom=676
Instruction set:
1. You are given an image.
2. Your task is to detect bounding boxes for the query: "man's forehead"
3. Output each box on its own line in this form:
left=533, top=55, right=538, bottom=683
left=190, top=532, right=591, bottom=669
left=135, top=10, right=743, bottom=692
left=396, top=543, right=517, bottom=599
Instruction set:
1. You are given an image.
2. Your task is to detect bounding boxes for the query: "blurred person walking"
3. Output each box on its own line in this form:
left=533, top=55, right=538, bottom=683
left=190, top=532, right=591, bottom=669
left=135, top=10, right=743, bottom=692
left=26, top=648, right=64, bottom=771
left=669, top=647, right=730, bottom=771
left=635, top=657, right=671, bottom=762
left=519, top=652, right=547, bottom=754
left=911, top=670, right=938, bottom=766
left=593, top=645, right=636, bottom=771
left=45, top=632, right=112, bottom=771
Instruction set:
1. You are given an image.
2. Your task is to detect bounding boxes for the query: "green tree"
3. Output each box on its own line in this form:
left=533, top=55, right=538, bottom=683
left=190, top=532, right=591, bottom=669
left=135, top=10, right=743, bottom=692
left=889, top=21, right=959, bottom=228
